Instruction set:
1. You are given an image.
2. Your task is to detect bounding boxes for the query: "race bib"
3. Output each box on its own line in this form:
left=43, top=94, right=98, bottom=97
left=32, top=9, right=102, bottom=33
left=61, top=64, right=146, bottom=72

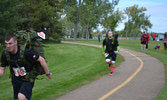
left=12, top=67, right=27, bottom=77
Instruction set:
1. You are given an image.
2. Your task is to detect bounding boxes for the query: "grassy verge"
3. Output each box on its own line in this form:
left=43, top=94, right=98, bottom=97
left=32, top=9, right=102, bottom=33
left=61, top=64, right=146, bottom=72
left=65, top=38, right=167, bottom=100
left=0, top=42, right=122, bottom=100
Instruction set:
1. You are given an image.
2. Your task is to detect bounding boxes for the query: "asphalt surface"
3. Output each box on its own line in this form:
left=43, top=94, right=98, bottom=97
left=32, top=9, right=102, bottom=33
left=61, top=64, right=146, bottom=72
left=58, top=41, right=165, bottom=100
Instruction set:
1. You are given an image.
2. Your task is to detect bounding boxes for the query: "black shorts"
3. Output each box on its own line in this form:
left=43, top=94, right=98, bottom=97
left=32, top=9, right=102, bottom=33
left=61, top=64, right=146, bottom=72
left=11, top=78, right=34, bottom=100
left=141, top=41, right=146, bottom=44
left=105, top=53, right=117, bottom=61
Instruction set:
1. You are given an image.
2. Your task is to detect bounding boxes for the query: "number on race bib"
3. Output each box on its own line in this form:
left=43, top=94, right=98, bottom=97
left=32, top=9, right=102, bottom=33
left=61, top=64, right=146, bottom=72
left=12, top=67, right=27, bottom=77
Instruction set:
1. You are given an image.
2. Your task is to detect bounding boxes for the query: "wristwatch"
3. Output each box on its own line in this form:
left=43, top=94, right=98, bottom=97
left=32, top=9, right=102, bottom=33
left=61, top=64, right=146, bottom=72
left=46, top=72, right=51, bottom=76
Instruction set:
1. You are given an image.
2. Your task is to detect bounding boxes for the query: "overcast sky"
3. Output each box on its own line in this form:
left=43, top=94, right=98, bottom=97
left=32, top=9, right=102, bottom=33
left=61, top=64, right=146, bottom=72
left=114, top=0, right=167, bottom=33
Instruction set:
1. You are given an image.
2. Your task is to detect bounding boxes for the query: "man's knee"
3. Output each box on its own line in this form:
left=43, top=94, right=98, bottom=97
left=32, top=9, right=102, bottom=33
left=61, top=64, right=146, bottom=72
left=18, top=93, right=28, bottom=100
left=111, top=61, right=115, bottom=67
left=105, top=59, right=111, bottom=63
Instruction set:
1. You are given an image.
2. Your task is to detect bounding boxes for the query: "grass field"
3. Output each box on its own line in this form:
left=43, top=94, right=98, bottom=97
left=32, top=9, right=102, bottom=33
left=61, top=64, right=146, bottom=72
left=0, top=42, right=122, bottom=100
left=65, top=38, right=167, bottom=100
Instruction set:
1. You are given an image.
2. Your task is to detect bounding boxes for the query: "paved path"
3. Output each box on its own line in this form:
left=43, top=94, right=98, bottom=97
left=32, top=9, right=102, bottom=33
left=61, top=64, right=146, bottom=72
left=58, top=41, right=165, bottom=100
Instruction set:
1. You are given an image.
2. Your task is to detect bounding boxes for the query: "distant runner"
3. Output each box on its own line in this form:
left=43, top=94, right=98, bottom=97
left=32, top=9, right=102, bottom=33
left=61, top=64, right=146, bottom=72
left=101, top=31, right=120, bottom=76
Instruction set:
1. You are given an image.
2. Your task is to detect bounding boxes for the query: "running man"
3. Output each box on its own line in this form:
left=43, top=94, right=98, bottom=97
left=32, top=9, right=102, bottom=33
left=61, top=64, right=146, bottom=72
left=0, top=33, right=52, bottom=100
left=102, top=31, right=120, bottom=76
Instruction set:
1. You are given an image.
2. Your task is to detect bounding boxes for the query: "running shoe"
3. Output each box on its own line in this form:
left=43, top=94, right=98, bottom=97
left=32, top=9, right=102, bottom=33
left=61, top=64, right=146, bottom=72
left=109, top=72, right=113, bottom=76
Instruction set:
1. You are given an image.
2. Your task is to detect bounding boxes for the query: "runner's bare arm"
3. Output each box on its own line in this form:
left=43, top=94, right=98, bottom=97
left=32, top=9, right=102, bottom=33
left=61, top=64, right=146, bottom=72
left=37, top=56, right=52, bottom=79
left=0, top=67, right=6, bottom=77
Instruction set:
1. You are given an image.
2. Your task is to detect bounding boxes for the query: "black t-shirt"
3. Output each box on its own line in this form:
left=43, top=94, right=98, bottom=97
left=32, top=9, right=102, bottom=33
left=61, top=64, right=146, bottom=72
left=1, top=47, right=39, bottom=78
left=103, top=38, right=119, bottom=53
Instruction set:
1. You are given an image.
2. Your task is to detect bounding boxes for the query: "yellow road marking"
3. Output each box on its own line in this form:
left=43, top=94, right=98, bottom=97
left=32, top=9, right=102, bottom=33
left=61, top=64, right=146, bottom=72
left=98, top=50, right=144, bottom=100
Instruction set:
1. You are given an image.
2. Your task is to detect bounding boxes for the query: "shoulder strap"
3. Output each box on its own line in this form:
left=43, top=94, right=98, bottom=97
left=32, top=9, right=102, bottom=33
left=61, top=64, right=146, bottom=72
left=4, top=50, right=10, bottom=63
left=105, top=37, right=115, bottom=45
left=4, top=50, right=19, bottom=78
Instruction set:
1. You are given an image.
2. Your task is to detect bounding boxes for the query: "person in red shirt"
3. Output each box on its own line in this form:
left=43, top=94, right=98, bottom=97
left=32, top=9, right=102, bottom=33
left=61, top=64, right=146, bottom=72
left=152, top=33, right=156, bottom=43
left=163, top=34, right=167, bottom=50
left=141, top=32, right=148, bottom=50
left=146, top=32, right=150, bottom=50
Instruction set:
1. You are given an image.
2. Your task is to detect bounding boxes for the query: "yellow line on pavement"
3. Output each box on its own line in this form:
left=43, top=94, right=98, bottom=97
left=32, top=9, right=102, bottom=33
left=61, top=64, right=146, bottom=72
left=98, top=50, right=144, bottom=100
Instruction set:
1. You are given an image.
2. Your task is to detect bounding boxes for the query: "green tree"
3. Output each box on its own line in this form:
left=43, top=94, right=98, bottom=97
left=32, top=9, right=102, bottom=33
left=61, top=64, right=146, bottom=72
left=79, top=0, right=102, bottom=40
left=62, top=0, right=81, bottom=41
left=0, top=0, right=20, bottom=43
left=61, top=16, right=74, bottom=38
left=62, top=0, right=120, bottom=40
left=79, top=0, right=119, bottom=40
left=103, top=8, right=124, bottom=31
left=18, top=0, right=63, bottom=40
left=124, top=5, right=152, bottom=38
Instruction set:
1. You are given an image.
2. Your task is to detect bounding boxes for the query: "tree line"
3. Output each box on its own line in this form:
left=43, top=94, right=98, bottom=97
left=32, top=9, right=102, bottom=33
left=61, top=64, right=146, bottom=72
left=0, top=0, right=63, bottom=43
left=0, top=0, right=153, bottom=43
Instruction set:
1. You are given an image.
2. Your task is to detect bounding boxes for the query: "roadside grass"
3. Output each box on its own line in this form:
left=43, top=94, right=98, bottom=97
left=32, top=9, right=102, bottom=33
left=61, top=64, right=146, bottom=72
left=65, top=38, right=167, bottom=100
left=0, top=43, right=122, bottom=100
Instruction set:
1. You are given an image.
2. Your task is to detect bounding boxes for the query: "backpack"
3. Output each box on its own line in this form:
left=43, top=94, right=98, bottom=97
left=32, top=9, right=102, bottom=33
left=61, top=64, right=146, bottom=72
left=5, top=30, right=46, bottom=81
